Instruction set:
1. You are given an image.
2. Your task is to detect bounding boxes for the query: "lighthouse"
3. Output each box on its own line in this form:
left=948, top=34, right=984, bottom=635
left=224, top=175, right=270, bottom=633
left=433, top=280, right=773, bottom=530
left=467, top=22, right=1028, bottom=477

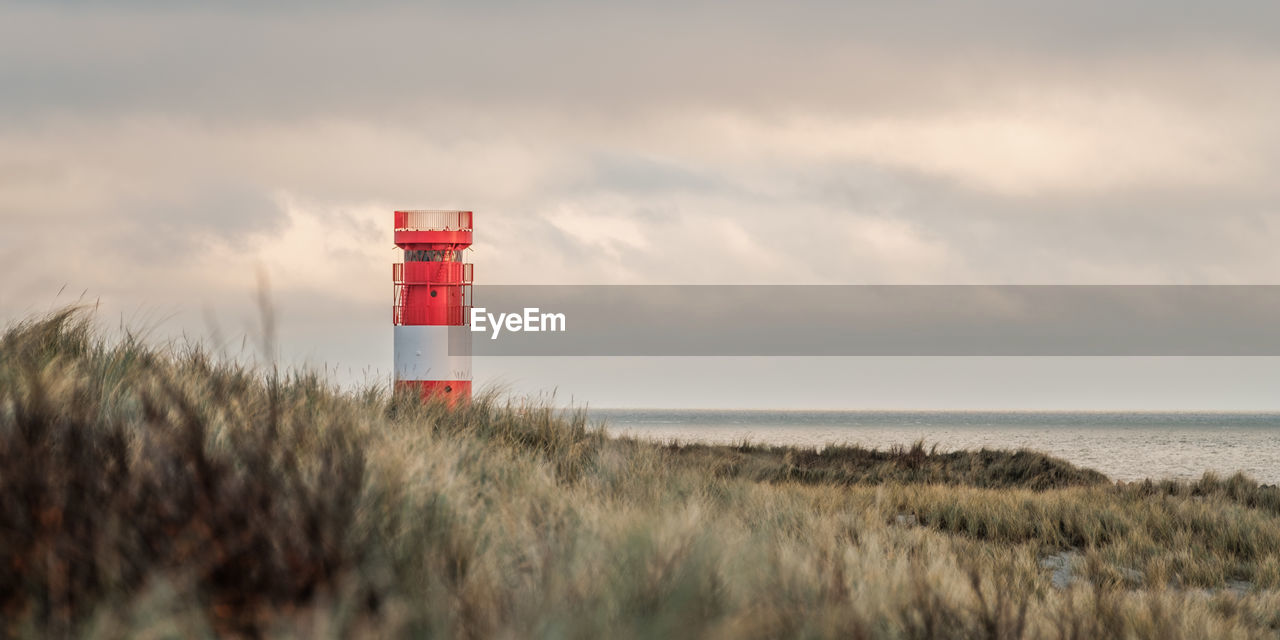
left=392, top=210, right=473, bottom=403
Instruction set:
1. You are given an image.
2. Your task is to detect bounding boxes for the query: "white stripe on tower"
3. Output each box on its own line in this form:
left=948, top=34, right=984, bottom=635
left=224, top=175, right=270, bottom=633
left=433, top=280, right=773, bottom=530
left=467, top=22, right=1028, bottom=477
left=392, top=326, right=472, bottom=381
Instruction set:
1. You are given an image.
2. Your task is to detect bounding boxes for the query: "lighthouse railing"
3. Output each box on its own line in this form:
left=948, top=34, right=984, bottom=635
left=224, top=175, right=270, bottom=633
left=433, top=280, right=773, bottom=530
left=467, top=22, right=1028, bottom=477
left=393, top=304, right=472, bottom=326
left=393, top=262, right=474, bottom=285
left=394, top=210, right=473, bottom=231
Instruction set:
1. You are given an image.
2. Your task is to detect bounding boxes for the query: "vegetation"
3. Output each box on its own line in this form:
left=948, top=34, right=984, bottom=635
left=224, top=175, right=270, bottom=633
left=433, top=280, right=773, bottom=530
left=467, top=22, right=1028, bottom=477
left=2, top=310, right=1280, bottom=638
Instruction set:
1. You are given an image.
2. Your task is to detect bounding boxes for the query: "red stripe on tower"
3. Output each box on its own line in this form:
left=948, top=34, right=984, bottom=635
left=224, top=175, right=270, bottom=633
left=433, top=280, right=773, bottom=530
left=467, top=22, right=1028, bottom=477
left=392, top=210, right=473, bottom=405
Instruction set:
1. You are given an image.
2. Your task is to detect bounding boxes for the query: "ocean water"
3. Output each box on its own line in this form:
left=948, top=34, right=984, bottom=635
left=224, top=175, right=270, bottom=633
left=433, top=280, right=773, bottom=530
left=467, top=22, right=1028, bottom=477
left=587, top=409, right=1280, bottom=483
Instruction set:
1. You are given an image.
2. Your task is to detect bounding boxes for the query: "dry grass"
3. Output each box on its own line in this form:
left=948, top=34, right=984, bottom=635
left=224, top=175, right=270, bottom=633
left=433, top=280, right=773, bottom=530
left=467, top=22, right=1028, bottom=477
left=2, top=310, right=1279, bottom=638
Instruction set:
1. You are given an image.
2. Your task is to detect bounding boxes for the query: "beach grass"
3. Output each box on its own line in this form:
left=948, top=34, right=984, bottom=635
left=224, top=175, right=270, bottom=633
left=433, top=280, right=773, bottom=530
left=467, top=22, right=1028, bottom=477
left=3, top=309, right=1280, bottom=638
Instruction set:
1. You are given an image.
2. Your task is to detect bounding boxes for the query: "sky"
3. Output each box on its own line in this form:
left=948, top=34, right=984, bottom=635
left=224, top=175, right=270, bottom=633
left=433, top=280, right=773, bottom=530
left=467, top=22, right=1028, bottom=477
left=2, top=1, right=1279, bottom=409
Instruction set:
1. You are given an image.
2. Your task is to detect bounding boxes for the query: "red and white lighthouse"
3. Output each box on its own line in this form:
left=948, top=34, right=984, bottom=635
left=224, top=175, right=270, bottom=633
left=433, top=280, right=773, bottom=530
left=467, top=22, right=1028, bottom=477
left=392, top=210, right=473, bottom=404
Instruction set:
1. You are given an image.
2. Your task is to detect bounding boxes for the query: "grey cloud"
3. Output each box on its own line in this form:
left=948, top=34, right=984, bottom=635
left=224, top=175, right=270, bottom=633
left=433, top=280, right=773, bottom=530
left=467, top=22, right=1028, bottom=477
left=578, top=155, right=732, bottom=196
left=2, top=2, right=1278, bottom=120
left=112, top=186, right=286, bottom=260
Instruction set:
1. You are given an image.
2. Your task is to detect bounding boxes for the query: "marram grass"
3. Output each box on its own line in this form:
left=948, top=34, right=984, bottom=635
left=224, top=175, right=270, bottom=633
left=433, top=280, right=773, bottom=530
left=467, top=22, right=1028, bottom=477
left=2, top=310, right=1279, bottom=638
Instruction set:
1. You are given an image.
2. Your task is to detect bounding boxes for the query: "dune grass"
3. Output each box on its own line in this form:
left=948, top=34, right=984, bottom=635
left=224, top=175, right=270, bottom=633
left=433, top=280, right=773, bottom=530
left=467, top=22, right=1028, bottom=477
left=2, top=310, right=1280, bottom=638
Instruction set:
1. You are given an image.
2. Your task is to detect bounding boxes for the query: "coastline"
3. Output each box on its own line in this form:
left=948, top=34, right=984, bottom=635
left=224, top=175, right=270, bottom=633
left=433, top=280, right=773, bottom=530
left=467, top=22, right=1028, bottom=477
left=593, top=408, right=1280, bottom=484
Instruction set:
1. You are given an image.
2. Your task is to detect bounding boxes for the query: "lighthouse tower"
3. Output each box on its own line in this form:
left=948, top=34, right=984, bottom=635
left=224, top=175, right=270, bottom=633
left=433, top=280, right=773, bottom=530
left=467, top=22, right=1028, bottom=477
left=392, top=210, right=473, bottom=403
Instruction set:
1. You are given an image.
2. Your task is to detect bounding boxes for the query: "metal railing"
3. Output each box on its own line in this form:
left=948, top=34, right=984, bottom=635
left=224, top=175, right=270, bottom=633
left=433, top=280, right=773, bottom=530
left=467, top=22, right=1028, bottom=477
left=394, top=210, right=473, bottom=231
left=392, top=262, right=474, bottom=285
left=393, top=305, right=472, bottom=326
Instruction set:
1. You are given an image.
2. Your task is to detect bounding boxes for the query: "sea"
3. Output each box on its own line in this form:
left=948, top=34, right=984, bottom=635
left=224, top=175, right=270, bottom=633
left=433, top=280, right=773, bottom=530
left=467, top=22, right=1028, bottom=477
left=587, top=409, right=1280, bottom=483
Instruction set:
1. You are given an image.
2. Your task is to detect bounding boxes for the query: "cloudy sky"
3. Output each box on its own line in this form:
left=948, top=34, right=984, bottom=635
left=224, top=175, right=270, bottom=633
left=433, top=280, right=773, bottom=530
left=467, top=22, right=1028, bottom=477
left=2, top=2, right=1279, bottom=408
